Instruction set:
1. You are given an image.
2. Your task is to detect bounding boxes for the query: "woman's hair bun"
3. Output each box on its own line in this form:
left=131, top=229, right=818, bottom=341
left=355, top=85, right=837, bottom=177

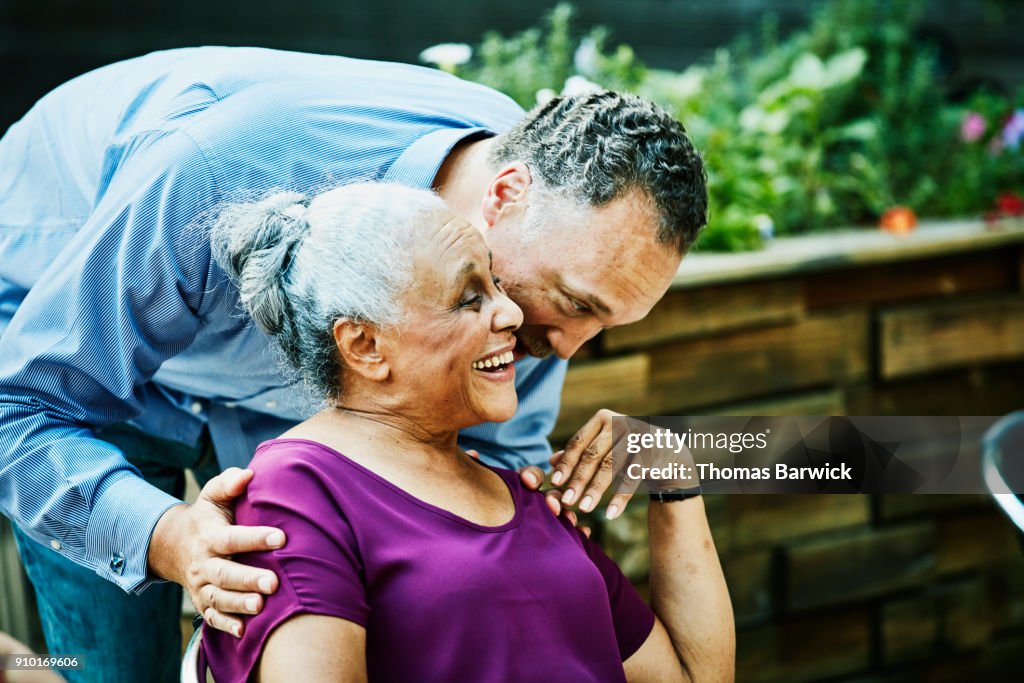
left=210, top=190, right=310, bottom=335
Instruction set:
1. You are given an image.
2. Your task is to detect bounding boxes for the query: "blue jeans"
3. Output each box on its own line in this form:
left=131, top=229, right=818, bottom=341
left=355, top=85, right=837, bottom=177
left=14, top=424, right=219, bottom=683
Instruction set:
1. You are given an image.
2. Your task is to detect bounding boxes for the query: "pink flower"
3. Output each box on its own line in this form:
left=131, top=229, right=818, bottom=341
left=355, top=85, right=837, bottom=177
left=1003, top=110, right=1024, bottom=150
left=960, top=112, right=987, bottom=142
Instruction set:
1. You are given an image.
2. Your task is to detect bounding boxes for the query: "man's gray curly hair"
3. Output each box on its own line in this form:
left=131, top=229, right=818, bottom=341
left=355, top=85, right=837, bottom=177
left=488, top=90, right=708, bottom=253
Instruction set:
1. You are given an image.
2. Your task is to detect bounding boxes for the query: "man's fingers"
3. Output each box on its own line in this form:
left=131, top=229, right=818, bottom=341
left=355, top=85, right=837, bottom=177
left=548, top=450, right=564, bottom=467
left=577, top=448, right=618, bottom=512
left=563, top=510, right=578, bottom=527
left=544, top=490, right=562, bottom=517
left=465, top=449, right=481, bottom=460
left=552, top=415, right=606, bottom=487
left=580, top=526, right=592, bottom=539
left=204, top=607, right=244, bottom=638
left=200, top=582, right=264, bottom=616
left=206, top=525, right=286, bottom=557
left=198, top=467, right=254, bottom=506
left=560, top=429, right=613, bottom=508
left=518, top=465, right=545, bottom=490
left=606, top=492, right=634, bottom=520
left=201, top=556, right=278, bottom=594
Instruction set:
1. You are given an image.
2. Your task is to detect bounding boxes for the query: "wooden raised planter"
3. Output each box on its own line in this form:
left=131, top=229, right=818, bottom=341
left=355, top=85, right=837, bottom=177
left=556, top=218, right=1024, bottom=439
left=563, top=218, right=1024, bottom=682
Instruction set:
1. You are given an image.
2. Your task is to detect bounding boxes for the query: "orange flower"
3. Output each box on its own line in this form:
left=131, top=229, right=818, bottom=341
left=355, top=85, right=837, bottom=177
left=880, top=206, right=917, bottom=234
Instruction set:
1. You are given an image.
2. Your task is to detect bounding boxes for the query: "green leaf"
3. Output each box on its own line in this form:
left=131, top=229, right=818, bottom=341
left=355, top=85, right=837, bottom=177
left=824, top=119, right=878, bottom=143
left=824, top=47, right=867, bottom=88
left=789, top=53, right=827, bottom=91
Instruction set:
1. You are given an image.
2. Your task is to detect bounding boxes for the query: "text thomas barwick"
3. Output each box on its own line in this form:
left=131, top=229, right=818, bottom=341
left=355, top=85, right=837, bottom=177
left=626, top=462, right=853, bottom=482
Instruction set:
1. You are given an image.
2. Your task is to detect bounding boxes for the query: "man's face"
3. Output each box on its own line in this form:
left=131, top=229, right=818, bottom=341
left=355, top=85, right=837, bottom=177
left=486, top=189, right=682, bottom=360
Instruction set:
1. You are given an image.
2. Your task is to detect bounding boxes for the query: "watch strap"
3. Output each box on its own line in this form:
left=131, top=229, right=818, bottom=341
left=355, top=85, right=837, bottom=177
left=650, top=486, right=703, bottom=502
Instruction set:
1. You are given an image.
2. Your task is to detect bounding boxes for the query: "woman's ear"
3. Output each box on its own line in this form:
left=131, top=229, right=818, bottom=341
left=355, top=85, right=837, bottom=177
left=481, top=162, right=532, bottom=227
left=333, top=319, right=389, bottom=382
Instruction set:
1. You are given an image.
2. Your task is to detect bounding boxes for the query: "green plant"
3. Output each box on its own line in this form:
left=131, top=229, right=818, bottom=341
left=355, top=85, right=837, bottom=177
left=452, top=4, right=643, bottom=110
left=423, top=1, right=1022, bottom=251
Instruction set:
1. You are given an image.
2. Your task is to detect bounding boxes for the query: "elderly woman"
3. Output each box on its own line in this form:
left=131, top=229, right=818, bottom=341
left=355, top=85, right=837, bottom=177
left=199, top=183, right=734, bottom=682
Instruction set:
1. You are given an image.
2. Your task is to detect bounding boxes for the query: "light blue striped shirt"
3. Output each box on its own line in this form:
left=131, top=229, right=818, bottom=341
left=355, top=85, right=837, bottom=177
left=0, top=47, right=567, bottom=593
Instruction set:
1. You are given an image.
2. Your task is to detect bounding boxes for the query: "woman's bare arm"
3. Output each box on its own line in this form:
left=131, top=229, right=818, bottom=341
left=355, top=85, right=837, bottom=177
left=257, top=614, right=368, bottom=683
left=623, top=497, right=735, bottom=683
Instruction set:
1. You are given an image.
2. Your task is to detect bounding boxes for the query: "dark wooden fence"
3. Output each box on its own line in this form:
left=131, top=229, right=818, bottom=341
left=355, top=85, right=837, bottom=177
left=564, top=219, right=1024, bottom=681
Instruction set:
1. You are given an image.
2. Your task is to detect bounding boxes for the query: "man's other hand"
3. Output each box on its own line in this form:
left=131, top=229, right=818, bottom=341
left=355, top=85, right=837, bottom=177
left=549, top=409, right=635, bottom=520
left=148, top=467, right=285, bottom=637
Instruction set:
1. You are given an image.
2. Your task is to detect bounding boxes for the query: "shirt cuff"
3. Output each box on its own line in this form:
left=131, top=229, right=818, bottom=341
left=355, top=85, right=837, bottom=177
left=85, top=473, right=182, bottom=594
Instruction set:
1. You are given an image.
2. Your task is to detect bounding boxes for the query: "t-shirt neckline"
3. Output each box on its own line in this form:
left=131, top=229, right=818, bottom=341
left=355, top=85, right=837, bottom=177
left=256, top=437, right=524, bottom=533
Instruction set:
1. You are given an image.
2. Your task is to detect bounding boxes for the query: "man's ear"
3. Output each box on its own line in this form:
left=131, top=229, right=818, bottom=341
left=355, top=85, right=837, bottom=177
left=333, top=319, right=389, bottom=382
left=481, top=161, right=531, bottom=227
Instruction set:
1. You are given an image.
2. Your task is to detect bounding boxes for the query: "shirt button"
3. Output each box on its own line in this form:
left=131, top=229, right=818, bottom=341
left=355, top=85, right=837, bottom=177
left=264, top=400, right=278, bottom=409
left=190, top=402, right=203, bottom=415
left=109, top=553, right=126, bottom=575
left=50, top=539, right=61, bottom=551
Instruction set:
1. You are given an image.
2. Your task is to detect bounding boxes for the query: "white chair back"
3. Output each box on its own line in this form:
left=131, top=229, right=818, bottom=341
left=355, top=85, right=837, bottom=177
left=982, top=411, right=1024, bottom=532
left=180, top=622, right=205, bottom=683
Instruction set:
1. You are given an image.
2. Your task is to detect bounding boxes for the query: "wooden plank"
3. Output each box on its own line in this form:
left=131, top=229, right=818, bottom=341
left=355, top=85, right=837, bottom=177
left=881, top=578, right=992, bottom=666
left=937, top=510, right=1022, bottom=574
left=846, top=362, right=1024, bottom=415
left=640, top=310, right=869, bottom=413
left=784, top=523, right=937, bottom=611
left=695, top=388, right=846, bottom=417
left=990, top=558, right=1024, bottom=632
left=918, top=632, right=1024, bottom=681
left=806, top=251, right=1016, bottom=310
left=603, top=278, right=804, bottom=351
left=736, top=609, right=871, bottom=683
left=879, top=295, right=1024, bottom=379
left=599, top=502, right=651, bottom=582
left=1018, top=247, right=1024, bottom=290
left=704, top=494, right=732, bottom=555
left=881, top=594, right=939, bottom=666
left=728, top=495, right=869, bottom=549
left=876, top=494, right=991, bottom=521
left=553, top=354, right=649, bottom=440
left=722, top=549, right=775, bottom=625
left=675, top=220, right=1024, bottom=290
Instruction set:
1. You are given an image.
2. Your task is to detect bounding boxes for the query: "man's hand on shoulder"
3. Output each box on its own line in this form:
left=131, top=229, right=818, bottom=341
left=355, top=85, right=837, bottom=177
left=148, top=467, right=286, bottom=637
left=517, top=407, right=637, bottom=529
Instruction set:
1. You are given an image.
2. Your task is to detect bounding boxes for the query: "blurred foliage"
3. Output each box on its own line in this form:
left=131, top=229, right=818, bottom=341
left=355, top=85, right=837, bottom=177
left=456, top=4, right=645, bottom=106
left=426, top=1, right=1023, bottom=251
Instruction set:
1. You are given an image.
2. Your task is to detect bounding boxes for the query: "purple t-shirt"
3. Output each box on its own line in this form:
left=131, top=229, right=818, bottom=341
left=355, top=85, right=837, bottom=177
left=201, top=438, right=655, bottom=682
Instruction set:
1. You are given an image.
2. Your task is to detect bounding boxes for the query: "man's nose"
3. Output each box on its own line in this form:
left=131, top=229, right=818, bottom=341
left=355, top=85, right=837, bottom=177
left=548, top=323, right=600, bottom=360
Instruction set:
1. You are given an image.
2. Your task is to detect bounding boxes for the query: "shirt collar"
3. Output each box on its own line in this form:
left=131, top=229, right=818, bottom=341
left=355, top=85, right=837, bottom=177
left=384, top=126, right=493, bottom=188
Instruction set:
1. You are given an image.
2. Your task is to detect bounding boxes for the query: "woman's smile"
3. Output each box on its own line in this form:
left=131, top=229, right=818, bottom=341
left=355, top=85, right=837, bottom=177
left=471, top=345, right=516, bottom=382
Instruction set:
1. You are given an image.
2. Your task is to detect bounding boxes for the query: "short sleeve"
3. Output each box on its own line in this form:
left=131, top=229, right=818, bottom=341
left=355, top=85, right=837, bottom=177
left=201, top=443, right=368, bottom=682
left=579, top=531, right=656, bottom=661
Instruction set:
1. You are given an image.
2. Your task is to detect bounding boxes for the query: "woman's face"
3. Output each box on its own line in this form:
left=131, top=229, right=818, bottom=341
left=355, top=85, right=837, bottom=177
left=381, top=213, right=523, bottom=430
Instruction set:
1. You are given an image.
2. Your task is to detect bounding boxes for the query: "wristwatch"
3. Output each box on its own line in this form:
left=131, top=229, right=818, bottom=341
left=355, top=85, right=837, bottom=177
left=650, top=486, right=702, bottom=502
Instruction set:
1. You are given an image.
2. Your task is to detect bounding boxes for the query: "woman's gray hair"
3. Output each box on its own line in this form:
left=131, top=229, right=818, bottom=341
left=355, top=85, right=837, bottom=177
left=210, top=183, right=449, bottom=402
